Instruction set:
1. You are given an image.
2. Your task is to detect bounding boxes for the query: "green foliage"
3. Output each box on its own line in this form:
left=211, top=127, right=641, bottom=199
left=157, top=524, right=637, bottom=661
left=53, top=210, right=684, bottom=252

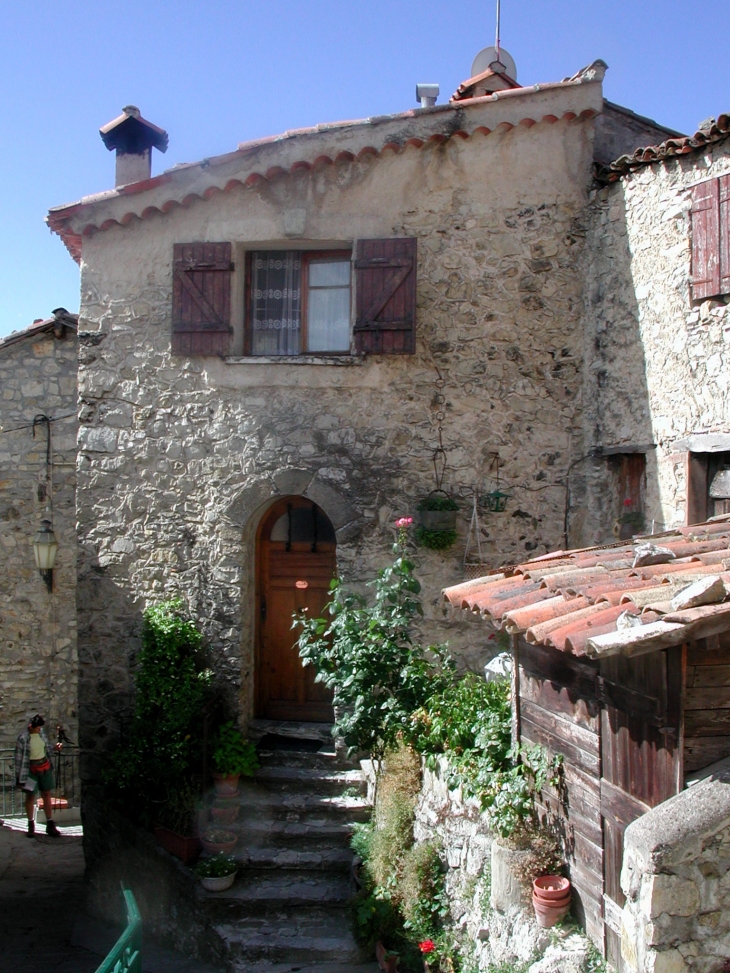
left=106, top=599, right=213, bottom=825
left=154, top=778, right=200, bottom=836
left=400, top=841, right=449, bottom=940
left=296, top=542, right=450, bottom=759
left=212, top=721, right=259, bottom=776
left=414, top=526, right=458, bottom=550
left=194, top=853, right=237, bottom=878
left=418, top=495, right=459, bottom=511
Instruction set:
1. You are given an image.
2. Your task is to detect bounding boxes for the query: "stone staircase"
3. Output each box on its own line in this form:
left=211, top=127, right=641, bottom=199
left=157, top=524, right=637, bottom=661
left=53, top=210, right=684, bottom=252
left=198, top=720, right=377, bottom=973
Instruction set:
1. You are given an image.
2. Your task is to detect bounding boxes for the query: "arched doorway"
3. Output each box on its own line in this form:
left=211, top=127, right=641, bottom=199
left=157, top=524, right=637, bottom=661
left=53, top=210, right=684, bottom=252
left=256, top=496, right=336, bottom=722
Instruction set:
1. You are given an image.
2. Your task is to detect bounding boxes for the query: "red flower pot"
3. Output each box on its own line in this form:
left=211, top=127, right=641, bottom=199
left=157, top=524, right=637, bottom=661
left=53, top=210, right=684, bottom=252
left=200, top=829, right=238, bottom=855
left=154, top=825, right=200, bottom=865
left=533, top=875, right=571, bottom=901
left=210, top=800, right=239, bottom=826
left=375, top=940, right=399, bottom=973
left=213, top=773, right=240, bottom=796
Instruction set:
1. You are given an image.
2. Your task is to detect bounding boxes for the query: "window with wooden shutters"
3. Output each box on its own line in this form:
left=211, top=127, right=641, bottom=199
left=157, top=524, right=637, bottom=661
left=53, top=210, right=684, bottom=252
left=172, top=242, right=233, bottom=355
left=354, top=238, right=417, bottom=354
left=690, top=175, right=730, bottom=301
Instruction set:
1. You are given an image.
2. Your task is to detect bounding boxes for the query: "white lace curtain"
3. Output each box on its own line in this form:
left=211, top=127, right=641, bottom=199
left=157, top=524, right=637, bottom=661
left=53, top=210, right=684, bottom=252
left=251, top=252, right=301, bottom=355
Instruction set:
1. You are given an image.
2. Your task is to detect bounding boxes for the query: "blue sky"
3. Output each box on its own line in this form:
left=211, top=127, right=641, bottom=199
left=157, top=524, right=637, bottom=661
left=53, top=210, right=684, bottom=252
left=1, top=0, right=728, bottom=338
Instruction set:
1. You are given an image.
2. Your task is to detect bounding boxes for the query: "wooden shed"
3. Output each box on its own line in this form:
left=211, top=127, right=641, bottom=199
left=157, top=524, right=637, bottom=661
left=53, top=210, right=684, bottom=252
left=444, top=516, right=730, bottom=971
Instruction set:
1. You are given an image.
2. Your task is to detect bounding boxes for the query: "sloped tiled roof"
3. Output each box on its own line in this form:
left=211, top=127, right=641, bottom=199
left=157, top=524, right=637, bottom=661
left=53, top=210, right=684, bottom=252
left=0, top=310, right=78, bottom=351
left=597, top=113, right=730, bottom=183
left=47, top=66, right=605, bottom=264
left=443, top=517, right=730, bottom=658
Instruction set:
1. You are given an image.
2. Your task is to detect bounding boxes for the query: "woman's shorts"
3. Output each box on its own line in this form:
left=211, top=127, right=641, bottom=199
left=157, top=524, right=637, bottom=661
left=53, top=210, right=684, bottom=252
left=27, top=766, right=55, bottom=793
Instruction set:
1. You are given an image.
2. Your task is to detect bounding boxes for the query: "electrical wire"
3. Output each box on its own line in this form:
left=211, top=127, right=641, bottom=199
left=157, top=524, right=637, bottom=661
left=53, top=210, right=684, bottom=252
left=0, top=411, right=76, bottom=437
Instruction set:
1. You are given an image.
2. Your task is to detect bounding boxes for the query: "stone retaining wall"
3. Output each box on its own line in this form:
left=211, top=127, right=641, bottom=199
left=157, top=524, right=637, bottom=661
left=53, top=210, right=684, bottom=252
left=621, top=771, right=730, bottom=973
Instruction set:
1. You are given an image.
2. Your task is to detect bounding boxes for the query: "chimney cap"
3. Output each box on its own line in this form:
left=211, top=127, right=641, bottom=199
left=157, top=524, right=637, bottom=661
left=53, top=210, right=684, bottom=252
left=100, top=107, right=168, bottom=155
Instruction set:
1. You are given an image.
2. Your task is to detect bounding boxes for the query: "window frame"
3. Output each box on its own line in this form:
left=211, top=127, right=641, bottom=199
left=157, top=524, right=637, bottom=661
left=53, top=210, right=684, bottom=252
left=244, top=248, right=353, bottom=357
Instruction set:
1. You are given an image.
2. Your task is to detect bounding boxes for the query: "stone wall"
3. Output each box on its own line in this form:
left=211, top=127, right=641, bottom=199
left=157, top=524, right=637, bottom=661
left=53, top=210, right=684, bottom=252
left=413, top=760, right=596, bottom=972
left=577, top=139, right=730, bottom=543
left=73, top=105, right=598, bottom=767
left=621, top=771, right=730, bottom=973
left=0, top=322, right=78, bottom=751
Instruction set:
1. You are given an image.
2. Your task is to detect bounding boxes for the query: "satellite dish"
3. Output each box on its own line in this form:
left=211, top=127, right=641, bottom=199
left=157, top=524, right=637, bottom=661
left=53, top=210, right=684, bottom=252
left=471, top=46, right=517, bottom=81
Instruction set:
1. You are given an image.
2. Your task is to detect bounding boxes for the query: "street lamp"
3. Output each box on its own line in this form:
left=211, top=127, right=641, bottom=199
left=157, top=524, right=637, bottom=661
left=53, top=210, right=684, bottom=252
left=33, top=519, right=58, bottom=591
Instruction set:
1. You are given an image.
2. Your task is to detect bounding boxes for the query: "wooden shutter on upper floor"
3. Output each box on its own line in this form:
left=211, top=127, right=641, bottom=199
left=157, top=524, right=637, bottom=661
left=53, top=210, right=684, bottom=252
left=172, top=242, right=233, bottom=355
left=690, top=179, right=721, bottom=301
left=354, top=238, right=417, bottom=354
left=720, top=174, right=730, bottom=296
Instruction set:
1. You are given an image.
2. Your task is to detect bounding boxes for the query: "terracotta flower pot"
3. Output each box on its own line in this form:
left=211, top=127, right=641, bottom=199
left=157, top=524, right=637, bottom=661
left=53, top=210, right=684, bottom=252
left=533, top=875, right=571, bottom=901
left=210, top=800, right=239, bottom=825
left=375, top=940, right=399, bottom=973
left=213, top=773, right=240, bottom=796
left=200, top=829, right=238, bottom=855
left=153, top=825, right=200, bottom=865
left=532, top=877, right=572, bottom=928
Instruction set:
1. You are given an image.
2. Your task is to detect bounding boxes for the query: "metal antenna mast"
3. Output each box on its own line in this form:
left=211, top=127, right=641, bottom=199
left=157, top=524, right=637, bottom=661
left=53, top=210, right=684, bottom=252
left=495, top=0, right=501, bottom=63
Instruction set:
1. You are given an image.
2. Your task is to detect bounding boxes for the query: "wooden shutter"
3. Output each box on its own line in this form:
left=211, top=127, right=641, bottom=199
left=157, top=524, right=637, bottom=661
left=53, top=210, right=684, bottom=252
left=686, top=452, right=709, bottom=525
left=172, top=242, right=233, bottom=355
left=354, top=238, right=417, bottom=354
left=690, top=179, right=720, bottom=301
left=720, top=174, right=730, bottom=296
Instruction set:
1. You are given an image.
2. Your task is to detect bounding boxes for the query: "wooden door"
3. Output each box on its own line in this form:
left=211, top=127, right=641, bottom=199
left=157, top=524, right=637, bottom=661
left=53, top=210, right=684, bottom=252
left=598, top=648, right=683, bottom=969
left=257, top=498, right=335, bottom=722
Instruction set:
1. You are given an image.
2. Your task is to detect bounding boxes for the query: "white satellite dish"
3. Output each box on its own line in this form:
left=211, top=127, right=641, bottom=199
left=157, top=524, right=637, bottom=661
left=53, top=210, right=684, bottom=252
left=470, top=46, right=517, bottom=81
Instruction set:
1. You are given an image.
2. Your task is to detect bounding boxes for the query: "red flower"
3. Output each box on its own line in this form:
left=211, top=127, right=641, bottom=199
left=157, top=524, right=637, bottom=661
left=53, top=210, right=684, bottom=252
left=419, top=940, right=436, bottom=954
left=395, top=517, right=413, bottom=528
left=623, top=498, right=633, bottom=507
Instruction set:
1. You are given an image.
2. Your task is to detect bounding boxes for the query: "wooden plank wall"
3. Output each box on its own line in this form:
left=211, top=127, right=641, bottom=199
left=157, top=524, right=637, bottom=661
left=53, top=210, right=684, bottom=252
left=684, top=632, right=730, bottom=773
left=516, top=639, right=604, bottom=950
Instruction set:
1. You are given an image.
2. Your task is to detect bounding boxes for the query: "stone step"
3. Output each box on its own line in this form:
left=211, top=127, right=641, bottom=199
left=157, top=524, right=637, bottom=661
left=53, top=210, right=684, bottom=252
left=232, top=962, right=379, bottom=973
left=214, top=916, right=362, bottom=968
left=235, top=844, right=355, bottom=872
left=251, top=766, right=366, bottom=797
left=231, top=815, right=355, bottom=851
left=257, top=748, right=349, bottom=772
left=199, top=868, right=353, bottom=917
left=247, top=720, right=335, bottom=745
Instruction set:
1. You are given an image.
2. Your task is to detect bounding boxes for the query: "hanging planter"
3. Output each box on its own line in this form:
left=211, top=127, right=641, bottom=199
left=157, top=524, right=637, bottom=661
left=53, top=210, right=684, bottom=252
left=463, top=492, right=493, bottom=579
left=415, top=493, right=458, bottom=550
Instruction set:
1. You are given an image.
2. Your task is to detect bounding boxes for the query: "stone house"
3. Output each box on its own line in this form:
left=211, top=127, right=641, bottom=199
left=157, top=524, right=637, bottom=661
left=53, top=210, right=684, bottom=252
left=577, top=113, right=730, bottom=544
left=0, top=310, right=78, bottom=751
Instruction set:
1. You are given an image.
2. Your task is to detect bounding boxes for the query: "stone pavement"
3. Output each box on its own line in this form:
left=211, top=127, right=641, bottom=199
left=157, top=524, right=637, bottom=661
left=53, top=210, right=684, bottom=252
left=0, top=819, right=221, bottom=973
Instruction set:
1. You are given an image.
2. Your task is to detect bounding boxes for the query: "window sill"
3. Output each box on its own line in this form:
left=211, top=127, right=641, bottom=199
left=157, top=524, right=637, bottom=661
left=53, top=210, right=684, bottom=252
left=224, top=355, right=365, bottom=366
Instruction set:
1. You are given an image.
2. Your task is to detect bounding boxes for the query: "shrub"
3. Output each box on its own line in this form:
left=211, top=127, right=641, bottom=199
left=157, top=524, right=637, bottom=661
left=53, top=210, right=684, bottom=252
left=212, top=721, right=259, bottom=776
left=195, top=854, right=237, bottom=878
left=106, top=599, right=213, bottom=825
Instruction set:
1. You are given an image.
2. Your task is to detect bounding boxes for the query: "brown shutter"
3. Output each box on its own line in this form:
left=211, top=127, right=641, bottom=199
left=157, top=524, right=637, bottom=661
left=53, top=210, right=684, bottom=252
left=686, top=452, right=708, bottom=525
left=354, top=238, right=417, bottom=354
left=690, top=179, right=720, bottom=301
left=720, top=173, right=730, bottom=296
left=172, top=242, right=233, bottom=355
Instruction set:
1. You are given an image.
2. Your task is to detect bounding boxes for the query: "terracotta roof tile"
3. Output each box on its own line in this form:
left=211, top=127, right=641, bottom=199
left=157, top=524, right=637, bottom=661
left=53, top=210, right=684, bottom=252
left=597, top=113, right=730, bottom=183
left=442, top=516, right=730, bottom=659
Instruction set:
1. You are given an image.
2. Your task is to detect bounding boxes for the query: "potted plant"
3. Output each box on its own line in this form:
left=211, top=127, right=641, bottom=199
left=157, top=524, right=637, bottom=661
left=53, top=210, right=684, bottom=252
left=154, top=781, right=201, bottom=864
left=212, top=721, right=259, bottom=795
left=415, top=494, right=458, bottom=551
left=375, top=939, right=400, bottom=973
left=195, top=853, right=237, bottom=892
left=200, top=827, right=238, bottom=855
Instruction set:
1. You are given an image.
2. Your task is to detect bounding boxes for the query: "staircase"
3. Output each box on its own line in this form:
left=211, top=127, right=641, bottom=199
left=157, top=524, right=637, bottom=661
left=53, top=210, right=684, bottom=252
left=200, top=720, right=377, bottom=973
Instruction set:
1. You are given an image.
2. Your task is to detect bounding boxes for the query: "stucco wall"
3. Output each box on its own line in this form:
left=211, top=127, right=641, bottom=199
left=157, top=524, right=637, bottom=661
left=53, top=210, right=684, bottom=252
left=578, top=139, right=730, bottom=542
left=73, top=109, right=597, bottom=765
left=0, top=328, right=78, bottom=751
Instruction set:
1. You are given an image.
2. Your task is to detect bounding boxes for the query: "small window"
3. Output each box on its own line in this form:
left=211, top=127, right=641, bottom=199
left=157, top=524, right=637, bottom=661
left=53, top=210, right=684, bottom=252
left=247, top=250, right=351, bottom=356
left=688, top=451, right=730, bottom=523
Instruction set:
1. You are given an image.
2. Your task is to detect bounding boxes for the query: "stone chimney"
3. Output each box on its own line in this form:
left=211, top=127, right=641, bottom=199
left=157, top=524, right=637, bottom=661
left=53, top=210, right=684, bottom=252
left=99, top=105, right=169, bottom=188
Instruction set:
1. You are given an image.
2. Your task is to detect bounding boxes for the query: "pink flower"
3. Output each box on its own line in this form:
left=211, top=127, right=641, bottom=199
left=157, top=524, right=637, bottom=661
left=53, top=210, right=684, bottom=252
left=395, top=517, right=413, bottom=528
left=419, top=941, right=436, bottom=954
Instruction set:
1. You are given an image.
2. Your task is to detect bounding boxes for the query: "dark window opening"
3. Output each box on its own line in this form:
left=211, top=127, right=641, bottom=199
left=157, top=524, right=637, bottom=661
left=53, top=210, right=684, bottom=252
left=688, top=451, right=730, bottom=523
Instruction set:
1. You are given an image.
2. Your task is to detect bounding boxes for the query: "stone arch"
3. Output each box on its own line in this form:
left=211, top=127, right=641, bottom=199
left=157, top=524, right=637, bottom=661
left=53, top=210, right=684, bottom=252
left=223, top=468, right=363, bottom=543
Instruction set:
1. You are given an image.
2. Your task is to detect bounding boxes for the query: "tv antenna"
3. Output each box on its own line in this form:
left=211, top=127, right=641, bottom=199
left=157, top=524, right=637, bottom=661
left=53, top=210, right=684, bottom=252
left=470, top=0, right=517, bottom=81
